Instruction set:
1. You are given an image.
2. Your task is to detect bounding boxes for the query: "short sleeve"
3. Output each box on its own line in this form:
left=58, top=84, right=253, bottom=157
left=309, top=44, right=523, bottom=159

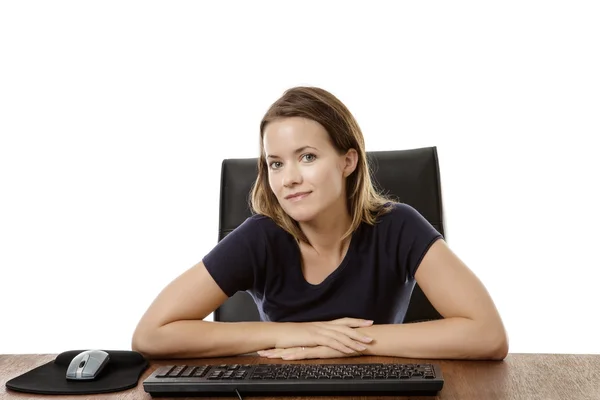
left=393, top=203, right=443, bottom=279
left=202, top=216, right=266, bottom=297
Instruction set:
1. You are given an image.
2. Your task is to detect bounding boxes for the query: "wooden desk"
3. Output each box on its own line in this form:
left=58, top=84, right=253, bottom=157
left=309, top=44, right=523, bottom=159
left=1, top=353, right=599, bottom=400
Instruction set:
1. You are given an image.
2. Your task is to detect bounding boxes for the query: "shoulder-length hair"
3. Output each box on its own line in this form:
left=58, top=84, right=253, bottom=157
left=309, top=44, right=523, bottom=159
left=251, top=86, right=394, bottom=244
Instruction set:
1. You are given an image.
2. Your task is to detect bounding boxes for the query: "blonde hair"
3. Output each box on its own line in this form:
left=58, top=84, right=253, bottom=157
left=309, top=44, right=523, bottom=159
left=251, top=86, right=394, bottom=243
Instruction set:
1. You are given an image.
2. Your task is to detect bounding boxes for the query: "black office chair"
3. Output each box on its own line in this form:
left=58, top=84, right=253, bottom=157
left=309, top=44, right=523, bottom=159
left=213, top=146, right=445, bottom=324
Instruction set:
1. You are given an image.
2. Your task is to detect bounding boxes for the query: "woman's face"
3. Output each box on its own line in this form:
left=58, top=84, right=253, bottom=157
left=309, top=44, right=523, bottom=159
left=262, top=117, right=357, bottom=223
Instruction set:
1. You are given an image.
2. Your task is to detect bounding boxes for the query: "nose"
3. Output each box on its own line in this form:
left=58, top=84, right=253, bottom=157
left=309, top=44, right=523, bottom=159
left=282, top=164, right=302, bottom=187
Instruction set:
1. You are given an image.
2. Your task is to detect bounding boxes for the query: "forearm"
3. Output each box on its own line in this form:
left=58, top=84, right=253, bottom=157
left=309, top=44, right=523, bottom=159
left=133, top=320, right=283, bottom=359
left=356, top=317, right=508, bottom=360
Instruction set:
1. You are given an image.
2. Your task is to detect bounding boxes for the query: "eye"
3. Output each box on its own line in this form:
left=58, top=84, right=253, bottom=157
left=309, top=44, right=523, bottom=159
left=302, top=153, right=317, bottom=162
left=269, top=161, right=283, bottom=169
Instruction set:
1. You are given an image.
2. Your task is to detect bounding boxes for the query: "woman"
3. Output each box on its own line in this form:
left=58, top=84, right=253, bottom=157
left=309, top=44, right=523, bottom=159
left=132, top=86, right=508, bottom=361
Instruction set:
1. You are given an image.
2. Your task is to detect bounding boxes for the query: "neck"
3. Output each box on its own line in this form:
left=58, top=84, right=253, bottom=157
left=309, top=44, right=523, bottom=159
left=298, top=201, right=353, bottom=256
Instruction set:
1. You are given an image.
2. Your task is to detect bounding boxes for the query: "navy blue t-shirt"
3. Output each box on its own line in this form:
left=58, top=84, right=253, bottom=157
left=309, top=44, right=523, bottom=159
left=202, top=203, right=442, bottom=324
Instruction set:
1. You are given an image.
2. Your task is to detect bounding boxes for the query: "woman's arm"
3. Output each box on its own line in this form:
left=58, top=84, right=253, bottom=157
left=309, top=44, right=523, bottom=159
left=131, top=262, right=275, bottom=358
left=257, top=239, right=508, bottom=362
left=356, top=239, right=509, bottom=360
left=131, top=262, right=373, bottom=359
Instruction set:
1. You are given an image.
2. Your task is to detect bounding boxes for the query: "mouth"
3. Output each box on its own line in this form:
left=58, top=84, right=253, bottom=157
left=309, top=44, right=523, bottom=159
left=285, top=191, right=312, bottom=201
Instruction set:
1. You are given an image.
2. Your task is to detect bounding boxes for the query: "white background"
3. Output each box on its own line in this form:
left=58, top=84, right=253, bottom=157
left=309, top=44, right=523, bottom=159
left=1, top=1, right=598, bottom=355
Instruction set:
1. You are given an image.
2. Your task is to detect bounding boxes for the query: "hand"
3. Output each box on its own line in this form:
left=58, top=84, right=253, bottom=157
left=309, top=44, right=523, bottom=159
left=258, top=345, right=363, bottom=360
left=273, top=317, right=375, bottom=355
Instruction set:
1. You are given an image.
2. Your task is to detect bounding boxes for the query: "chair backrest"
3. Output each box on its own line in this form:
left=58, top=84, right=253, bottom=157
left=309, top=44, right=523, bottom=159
left=213, top=146, right=445, bottom=323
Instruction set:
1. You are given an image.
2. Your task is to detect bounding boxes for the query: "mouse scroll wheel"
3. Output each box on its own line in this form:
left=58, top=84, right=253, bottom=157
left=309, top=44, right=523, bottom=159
left=79, top=360, right=86, bottom=368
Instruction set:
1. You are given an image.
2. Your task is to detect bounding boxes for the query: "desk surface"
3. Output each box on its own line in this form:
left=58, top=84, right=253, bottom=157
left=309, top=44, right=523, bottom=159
left=1, top=353, right=599, bottom=400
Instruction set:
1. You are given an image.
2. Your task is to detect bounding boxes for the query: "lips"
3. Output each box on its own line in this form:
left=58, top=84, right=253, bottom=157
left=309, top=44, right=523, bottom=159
left=285, top=191, right=312, bottom=200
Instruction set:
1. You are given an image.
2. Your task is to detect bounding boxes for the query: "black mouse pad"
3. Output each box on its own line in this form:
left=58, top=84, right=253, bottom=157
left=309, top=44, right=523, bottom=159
left=5, top=350, right=149, bottom=395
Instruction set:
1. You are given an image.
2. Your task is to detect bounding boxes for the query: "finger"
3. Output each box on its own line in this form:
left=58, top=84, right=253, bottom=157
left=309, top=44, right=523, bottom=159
left=318, top=333, right=365, bottom=354
left=281, top=346, right=310, bottom=360
left=282, top=350, right=308, bottom=360
left=328, top=317, right=374, bottom=327
left=314, top=323, right=373, bottom=347
left=268, top=347, right=301, bottom=359
left=325, top=324, right=374, bottom=344
left=257, top=348, right=287, bottom=357
left=284, top=345, right=322, bottom=361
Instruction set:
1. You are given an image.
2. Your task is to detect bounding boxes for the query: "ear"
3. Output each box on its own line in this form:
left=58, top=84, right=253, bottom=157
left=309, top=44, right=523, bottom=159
left=342, top=149, right=359, bottom=177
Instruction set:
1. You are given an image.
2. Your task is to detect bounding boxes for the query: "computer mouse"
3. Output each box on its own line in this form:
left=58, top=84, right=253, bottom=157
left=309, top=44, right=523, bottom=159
left=66, top=349, right=110, bottom=380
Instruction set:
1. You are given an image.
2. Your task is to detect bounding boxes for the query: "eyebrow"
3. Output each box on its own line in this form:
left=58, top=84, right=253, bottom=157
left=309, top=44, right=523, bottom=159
left=266, top=146, right=317, bottom=159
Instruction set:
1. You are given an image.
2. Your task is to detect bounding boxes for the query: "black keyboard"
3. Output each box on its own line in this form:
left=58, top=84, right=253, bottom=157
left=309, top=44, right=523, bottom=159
left=143, top=362, right=444, bottom=397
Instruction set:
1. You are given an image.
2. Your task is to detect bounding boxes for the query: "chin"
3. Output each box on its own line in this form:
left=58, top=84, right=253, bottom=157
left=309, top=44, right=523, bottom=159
left=282, top=205, right=318, bottom=223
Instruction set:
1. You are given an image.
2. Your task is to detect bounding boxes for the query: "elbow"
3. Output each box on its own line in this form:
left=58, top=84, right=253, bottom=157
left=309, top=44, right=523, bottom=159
left=489, top=335, right=509, bottom=360
left=131, top=326, right=162, bottom=360
left=459, top=317, right=509, bottom=360
left=478, top=339, right=508, bottom=361
left=480, top=327, right=509, bottom=361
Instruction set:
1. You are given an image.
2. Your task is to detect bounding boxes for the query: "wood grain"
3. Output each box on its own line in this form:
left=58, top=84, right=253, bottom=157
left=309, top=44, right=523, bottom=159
left=1, top=353, right=599, bottom=400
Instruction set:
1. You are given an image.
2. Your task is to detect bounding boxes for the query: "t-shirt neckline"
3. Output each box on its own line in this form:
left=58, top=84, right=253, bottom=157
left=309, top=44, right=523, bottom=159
left=293, top=228, right=359, bottom=289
